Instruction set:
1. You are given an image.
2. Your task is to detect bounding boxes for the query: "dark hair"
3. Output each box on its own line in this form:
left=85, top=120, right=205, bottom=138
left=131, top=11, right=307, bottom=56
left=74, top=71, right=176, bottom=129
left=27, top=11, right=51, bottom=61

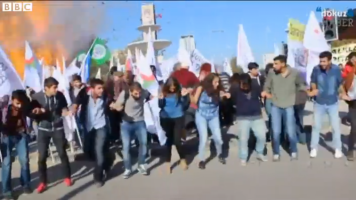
left=273, top=55, right=287, bottom=63
left=201, top=73, right=222, bottom=102
left=44, top=77, right=59, bottom=88
left=248, top=62, right=259, bottom=70
left=265, top=63, right=274, bottom=75
left=230, top=73, right=240, bottom=85
left=110, top=66, right=118, bottom=75
left=348, top=52, right=356, bottom=60
left=11, top=90, right=27, bottom=101
left=319, top=51, right=332, bottom=60
left=162, top=77, right=181, bottom=100
left=72, top=74, right=82, bottom=82
left=239, top=73, right=252, bottom=90
left=129, top=82, right=142, bottom=91
left=89, top=78, right=104, bottom=88
left=11, top=89, right=31, bottom=112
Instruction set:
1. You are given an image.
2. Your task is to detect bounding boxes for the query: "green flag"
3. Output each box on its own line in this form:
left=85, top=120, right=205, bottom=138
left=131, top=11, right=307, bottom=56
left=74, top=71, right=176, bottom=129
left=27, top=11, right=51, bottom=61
left=90, top=38, right=111, bottom=66
left=76, top=51, right=86, bottom=63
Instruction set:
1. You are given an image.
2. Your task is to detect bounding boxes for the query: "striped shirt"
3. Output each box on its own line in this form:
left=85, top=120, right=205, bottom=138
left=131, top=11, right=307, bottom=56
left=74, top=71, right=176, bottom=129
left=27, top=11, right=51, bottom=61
left=218, top=72, right=231, bottom=92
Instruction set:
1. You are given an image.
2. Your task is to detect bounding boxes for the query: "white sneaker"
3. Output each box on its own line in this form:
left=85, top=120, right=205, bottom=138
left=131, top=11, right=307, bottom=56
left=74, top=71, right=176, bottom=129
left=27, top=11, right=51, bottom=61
left=310, top=149, right=317, bottom=158
left=123, top=169, right=131, bottom=179
left=334, top=149, right=343, bottom=159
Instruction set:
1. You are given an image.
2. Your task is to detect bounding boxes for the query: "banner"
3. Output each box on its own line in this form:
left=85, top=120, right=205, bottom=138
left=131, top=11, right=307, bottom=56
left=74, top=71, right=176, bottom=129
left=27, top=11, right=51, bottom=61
left=0, top=46, right=24, bottom=98
left=159, top=56, right=178, bottom=81
left=331, top=40, right=356, bottom=64
left=287, top=19, right=307, bottom=79
left=190, top=49, right=209, bottom=76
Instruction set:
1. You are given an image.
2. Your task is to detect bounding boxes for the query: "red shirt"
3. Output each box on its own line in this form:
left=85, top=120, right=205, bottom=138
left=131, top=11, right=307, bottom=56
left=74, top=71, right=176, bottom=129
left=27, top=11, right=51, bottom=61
left=342, top=64, right=353, bottom=78
left=171, top=68, right=199, bottom=88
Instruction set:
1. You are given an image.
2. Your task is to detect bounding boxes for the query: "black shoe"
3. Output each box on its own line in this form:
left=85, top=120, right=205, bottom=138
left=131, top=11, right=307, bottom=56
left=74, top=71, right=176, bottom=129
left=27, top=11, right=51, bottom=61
left=218, top=154, right=226, bottom=165
left=198, top=161, right=205, bottom=169
left=347, top=151, right=354, bottom=161
left=95, top=181, right=104, bottom=188
left=23, top=186, right=33, bottom=194
left=3, top=193, right=15, bottom=200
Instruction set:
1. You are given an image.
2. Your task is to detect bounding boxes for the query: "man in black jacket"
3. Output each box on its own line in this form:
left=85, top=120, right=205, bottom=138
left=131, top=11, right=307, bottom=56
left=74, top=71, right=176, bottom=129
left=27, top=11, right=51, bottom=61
left=31, top=77, right=73, bottom=193
left=72, top=78, right=113, bottom=187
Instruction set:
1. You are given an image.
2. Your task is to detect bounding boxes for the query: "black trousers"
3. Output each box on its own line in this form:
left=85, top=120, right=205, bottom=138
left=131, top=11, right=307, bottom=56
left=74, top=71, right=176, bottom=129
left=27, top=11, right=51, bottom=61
left=160, top=116, right=186, bottom=162
left=87, top=127, right=112, bottom=182
left=37, top=129, right=71, bottom=184
left=219, top=98, right=233, bottom=126
left=349, top=106, right=356, bottom=151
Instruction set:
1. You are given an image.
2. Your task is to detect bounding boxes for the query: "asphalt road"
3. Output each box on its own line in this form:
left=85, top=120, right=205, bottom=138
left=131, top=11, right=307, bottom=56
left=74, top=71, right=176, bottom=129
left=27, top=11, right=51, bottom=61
left=2, top=101, right=355, bottom=200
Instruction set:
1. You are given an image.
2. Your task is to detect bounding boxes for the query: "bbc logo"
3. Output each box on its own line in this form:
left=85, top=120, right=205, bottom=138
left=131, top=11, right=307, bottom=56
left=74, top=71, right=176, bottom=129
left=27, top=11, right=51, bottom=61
left=2, top=2, right=33, bottom=12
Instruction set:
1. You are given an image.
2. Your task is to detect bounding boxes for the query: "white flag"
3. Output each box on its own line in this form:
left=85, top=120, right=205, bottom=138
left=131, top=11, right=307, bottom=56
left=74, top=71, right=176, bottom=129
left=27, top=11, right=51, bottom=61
left=95, top=68, right=101, bottom=79
left=0, top=45, right=24, bottom=98
left=274, top=44, right=281, bottom=56
left=24, top=41, right=42, bottom=92
left=304, top=11, right=330, bottom=85
left=236, top=24, right=255, bottom=72
left=304, top=11, right=330, bottom=52
left=223, top=58, right=233, bottom=76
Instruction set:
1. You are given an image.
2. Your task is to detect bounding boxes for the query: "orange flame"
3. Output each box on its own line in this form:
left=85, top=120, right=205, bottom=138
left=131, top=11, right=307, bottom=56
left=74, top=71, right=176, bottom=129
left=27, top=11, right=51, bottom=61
left=0, top=2, right=69, bottom=79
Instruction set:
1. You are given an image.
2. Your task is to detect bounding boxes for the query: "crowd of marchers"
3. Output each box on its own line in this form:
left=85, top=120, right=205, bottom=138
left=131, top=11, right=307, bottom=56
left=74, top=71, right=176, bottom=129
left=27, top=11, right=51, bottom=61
left=0, top=51, right=355, bottom=200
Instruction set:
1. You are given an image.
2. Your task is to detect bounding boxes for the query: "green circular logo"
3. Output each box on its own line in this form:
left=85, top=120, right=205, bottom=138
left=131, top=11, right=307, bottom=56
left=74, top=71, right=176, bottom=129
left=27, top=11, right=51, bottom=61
left=92, top=44, right=106, bottom=60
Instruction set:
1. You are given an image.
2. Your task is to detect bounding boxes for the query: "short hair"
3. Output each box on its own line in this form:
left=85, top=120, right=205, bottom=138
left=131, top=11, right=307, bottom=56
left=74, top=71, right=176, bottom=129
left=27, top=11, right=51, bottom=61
left=72, top=74, right=82, bottom=82
left=173, top=62, right=181, bottom=71
left=273, top=55, right=287, bottom=63
left=319, top=51, right=332, bottom=60
left=89, top=78, right=104, bottom=88
left=44, top=77, right=59, bottom=88
left=129, top=82, right=142, bottom=91
left=110, top=66, right=118, bottom=75
left=248, top=62, right=259, bottom=70
left=265, top=63, right=274, bottom=75
left=348, top=52, right=356, bottom=60
left=11, top=90, right=26, bottom=101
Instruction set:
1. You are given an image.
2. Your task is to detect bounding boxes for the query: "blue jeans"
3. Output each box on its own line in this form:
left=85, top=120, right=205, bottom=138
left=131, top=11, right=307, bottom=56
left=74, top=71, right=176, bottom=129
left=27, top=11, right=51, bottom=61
left=264, top=99, right=273, bottom=132
left=195, top=112, right=223, bottom=161
left=87, top=127, right=110, bottom=181
left=120, top=120, right=147, bottom=170
left=237, top=118, right=266, bottom=160
left=271, top=105, right=297, bottom=155
left=294, top=104, right=306, bottom=144
left=311, top=102, right=341, bottom=150
left=1, top=133, right=30, bottom=194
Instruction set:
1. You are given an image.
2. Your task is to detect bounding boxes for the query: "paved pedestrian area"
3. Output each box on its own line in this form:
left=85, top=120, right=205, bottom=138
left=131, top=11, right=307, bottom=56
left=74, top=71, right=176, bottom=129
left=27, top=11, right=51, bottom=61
left=3, top=102, right=356, bottom=200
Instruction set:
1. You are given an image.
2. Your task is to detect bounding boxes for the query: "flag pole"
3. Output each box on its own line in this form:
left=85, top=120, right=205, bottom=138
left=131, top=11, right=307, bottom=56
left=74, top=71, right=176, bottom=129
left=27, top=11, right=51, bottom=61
left=79, top=38, right=97, bottom=74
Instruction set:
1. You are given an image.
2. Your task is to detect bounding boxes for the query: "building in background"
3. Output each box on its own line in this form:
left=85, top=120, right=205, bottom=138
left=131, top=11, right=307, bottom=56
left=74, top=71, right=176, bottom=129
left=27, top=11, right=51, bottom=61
left=179, top=35, right=196, bottom=53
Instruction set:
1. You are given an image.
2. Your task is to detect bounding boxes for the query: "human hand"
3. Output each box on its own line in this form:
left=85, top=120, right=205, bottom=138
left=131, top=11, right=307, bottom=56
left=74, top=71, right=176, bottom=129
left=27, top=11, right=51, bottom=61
left=159, top=93, right=164, bottom=99
left=181, top=88, right=188, bottom=96
left=261, top=91, right=272, bottom=98
left=340, top=93, right=351, bottom=101
left=223, top=92, right=231, bottom=99
left=307, top=89, right=318, bottom=97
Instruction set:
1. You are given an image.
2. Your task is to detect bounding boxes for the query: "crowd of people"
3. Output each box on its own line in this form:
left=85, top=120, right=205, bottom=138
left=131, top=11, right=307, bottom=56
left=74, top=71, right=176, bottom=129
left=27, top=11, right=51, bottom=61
left=0, top=50, right=355, bottom=200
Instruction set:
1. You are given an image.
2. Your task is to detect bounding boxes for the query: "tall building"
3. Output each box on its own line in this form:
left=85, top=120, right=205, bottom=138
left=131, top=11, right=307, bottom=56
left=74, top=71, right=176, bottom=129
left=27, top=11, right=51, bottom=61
left=179, top=35, right=196, bottom=53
